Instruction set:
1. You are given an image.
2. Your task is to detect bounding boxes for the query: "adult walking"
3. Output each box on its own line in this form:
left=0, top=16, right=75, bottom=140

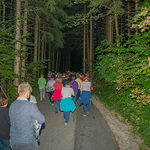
left=51, top=78, right=63, bottom=114
left=78, top=76, right=93, bottom=116
left=71, top=76, right=78, bottom=103
left=75, top=74, right=82, bottom=100
left=38, top=73, right=46, bottom=101
left=46, top=74, right=55, bottom=105
left=9, top=82, right=45, bottom=150
left=61, top=81, right=76, bottom=125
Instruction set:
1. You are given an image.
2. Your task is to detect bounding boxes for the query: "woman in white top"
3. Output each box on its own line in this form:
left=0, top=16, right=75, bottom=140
left=80, top=76, right=93, bottom=116
left=61, top=81, right=75, bottom=125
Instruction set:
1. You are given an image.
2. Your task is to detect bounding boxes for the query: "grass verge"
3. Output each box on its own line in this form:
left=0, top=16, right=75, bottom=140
left=92, top=80, right=150, bottom=148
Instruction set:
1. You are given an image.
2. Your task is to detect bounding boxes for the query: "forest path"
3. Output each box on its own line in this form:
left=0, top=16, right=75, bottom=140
left=38, top=94, right=119, bottom=150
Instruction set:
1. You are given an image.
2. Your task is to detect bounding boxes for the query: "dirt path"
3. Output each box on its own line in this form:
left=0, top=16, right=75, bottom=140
left=38, top=99, right=76, bottom=150
left=38, top=94, right=119, bottom=150
left=92, top=96, right=149, bottom=150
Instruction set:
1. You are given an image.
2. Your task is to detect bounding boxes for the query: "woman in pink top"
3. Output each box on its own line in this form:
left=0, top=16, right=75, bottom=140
left=51, top=78, right=63, bottom=114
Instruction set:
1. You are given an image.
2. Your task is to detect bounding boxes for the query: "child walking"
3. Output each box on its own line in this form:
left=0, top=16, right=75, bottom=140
left=60, top=81, right=76, bottom=125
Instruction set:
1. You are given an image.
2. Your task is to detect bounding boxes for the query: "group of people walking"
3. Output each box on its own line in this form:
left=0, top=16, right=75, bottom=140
left=38, top=71, right=93, bottom=125
left=0, top=71, right=93, bottom=150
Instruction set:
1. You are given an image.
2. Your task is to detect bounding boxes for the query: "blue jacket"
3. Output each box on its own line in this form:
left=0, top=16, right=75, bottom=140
left=78, top=91, right=92, bottom=105
left=9, top=97, right=45, bottom=143
left=60, top=97, right=76, bottom=112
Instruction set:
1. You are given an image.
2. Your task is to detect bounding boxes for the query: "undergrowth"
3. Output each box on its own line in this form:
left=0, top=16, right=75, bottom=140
left=92, top=80, right=150, bottom=147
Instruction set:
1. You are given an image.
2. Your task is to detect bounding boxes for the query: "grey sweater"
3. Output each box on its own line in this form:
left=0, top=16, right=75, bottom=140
left=9, top=97, right=45, bottom=143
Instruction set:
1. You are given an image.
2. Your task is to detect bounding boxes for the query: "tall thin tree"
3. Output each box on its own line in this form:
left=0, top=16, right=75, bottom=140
left=14, top=0, right=21, bottom=86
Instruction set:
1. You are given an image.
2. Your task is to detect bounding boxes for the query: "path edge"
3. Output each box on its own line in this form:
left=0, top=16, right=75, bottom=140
left=92, top=95, right=145, bottom=150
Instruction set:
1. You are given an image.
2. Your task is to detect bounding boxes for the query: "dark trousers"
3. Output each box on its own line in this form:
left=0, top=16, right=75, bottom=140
left=76, top=89, right=81, bottom=101
left=48, top=91, right=54, bottom=103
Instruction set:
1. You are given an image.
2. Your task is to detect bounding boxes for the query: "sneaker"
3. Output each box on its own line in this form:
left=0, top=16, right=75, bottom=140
left=87, top=111, right=89, bottom=114
left=65, top=123, right=68, bottom=125
left=52, top=103, right=54, bottom=105
left=83, top=114, right=87, bottom=117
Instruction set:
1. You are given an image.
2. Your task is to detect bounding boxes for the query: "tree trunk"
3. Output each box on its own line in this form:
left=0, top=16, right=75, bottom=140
left=128, top=0, right=131, bottom=37
left=56, top=49, right=59, bottom=72
left=14, top=0, right=21, bottom=86
left=0, top=1, right=1, bottom=24
left=43, top=41, right=46, bottom=60
left=106, top=15, right=113, bottom=47
left=113, top=0, right=119, bottom=47
left=67, top=52, right=70, bottom=71
left=21, top=0, right=28, bottom=80
left=135, top=0, right=138, bottom=35
left=52, top=45, right=55, bottom=71
left=41, top=41, right=44, bottom=60
left=83, top=3, right=86, bottom=74
left=86, top=22, right=90, bottom=70
left=34, top=14, right=39, bottom=62
left=48, top=43, right=51, bottom=71
left=2, top=0, right=5, bottom=30
left=89, top=14, right=93, bottom=76
left=63, top=52, right=65, bottom=72
left=38, top=23, right=41, bottom=61
left=114, top=15, right=119, bottom=37
left=58, top=50, right=61, bottom=72
left=2, top=0, right=5, bottom=44
left=92, top=22, right=94, bottom=63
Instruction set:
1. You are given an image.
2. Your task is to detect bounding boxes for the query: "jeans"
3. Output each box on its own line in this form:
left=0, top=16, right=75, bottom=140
left=72, top=92, right=77, bottom=103
left=0, top=139, right=10, bottom=150
left=83, top=104, right=90, bottom=115
left=39, top=88, right=45, bottom=101
left=55, top=100, right=60, bottom=113
left=64, top=111, right=70, bottom=123
left=10, top=140, right=39, bottom=150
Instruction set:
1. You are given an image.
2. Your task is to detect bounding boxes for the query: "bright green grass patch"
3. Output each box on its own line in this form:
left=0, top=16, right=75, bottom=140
left=92, top=80, right=150, bottom=147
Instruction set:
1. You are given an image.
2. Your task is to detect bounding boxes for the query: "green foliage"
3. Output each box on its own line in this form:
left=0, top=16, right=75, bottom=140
left=93, top=80, right=150, bottom=147
left=96, top=32, right=150, bottom=106
left=0, top=23, right=16, bottom=100
left=24, top=60, right=48, bottom=98
left=131, top=2, right=150, bottom=32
